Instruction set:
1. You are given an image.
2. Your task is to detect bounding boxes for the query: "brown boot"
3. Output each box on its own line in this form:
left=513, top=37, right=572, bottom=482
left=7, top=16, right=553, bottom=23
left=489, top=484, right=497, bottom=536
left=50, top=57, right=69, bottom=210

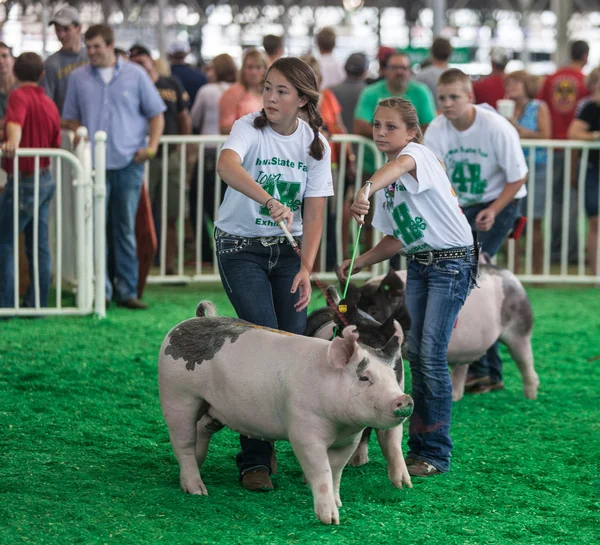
left=407, top=460, right=442, bottom=477
left=117, top=298, right=148, bottom=310
left=241, top=468, right=274, bottom=491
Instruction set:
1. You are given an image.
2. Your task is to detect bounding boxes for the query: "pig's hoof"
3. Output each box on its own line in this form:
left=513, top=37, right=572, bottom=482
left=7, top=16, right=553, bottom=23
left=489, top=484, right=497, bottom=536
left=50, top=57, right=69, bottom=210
left=335, top=495, right=342, bottom=508
left=316, top=503, right=340, bottom=525
left=524, top=381, right=539, bottom=399
left=389, top=468, right=412, bottom=489
left=452, top=392, right=464, bottom=402
left=347, top=450, right=369, bottom=467
left=181, top=478, right=208, bottom=495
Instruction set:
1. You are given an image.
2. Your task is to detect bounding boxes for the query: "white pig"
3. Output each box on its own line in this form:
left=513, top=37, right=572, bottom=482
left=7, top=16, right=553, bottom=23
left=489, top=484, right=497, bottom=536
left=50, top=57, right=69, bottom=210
left=362, top=264, right=540, bottom=402
left=158, top=301, right=413, bottom=525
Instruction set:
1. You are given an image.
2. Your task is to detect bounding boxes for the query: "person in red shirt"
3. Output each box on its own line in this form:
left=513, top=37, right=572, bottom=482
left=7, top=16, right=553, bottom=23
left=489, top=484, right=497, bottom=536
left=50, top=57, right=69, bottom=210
left=473, top=47, right=509, bottom=110
left=537, top=40, right=589, bottom=263
left=0, top=52, right=61, bottom=309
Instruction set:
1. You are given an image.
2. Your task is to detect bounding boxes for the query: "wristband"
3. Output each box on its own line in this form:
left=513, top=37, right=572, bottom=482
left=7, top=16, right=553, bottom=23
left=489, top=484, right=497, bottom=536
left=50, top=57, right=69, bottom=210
left=147, top=147, right=156, bottom=159
left=265, top=197, right=277, bottom=209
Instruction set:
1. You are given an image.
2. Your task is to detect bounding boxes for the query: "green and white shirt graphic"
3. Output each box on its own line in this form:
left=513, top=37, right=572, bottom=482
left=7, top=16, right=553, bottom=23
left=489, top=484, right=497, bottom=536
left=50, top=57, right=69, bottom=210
left=372, top=143, right=473, bottom=254
left=215, top=112, right=334, bottom=237
left=424, top=105, right=528, bottom=208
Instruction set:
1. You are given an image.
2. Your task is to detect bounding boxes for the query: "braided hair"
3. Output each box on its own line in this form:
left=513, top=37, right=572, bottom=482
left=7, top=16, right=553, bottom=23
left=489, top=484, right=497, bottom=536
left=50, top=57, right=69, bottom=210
left=253, top=57, right=325, bottom=161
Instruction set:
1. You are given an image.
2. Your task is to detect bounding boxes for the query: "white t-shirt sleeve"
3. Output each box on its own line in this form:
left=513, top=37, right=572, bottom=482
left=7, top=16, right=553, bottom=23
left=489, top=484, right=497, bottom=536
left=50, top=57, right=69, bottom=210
left=492, top=117, right=529, bottom=184
left=221, top=116, right=254, bottom=161
left=372, top=190, right=396, bottom=237
left=398, top=143, right=435, bottom=194
left=304, top=133, right=335, bottom=197
left=423, top=119, right=445, bottom=161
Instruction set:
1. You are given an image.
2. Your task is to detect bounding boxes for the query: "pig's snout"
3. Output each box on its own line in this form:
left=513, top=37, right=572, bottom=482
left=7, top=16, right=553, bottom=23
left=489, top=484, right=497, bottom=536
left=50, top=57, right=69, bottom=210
left=394, top=394, right=413, bottom=419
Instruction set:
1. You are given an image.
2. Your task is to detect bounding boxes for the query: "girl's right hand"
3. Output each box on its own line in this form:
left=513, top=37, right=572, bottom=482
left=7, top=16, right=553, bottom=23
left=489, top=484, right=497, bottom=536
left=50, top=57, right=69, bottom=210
left=350, top=186, right=371, bottom=224
left=338, top=257, right=365, bottom=282
left=268, top=199, right=294, bottom=229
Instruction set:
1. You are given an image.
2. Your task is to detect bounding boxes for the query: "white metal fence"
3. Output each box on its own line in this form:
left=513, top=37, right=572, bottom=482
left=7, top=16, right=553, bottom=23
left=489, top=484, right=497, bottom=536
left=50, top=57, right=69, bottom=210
left=0, top=129, right=107, bottom=318
left=145, top=135, right=600, bottom=285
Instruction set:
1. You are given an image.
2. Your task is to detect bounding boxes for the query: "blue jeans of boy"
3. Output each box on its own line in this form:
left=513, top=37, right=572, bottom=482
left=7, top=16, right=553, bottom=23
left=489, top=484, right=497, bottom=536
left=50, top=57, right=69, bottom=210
left=105, top=161, right=144, bottom=302
left=0, top=170, right=55, bottom=308
left=405, top=253, right=476, bottom=472
left=215, top=228, right=306, bottom=476
left=462, top=199, right=522, bottom=383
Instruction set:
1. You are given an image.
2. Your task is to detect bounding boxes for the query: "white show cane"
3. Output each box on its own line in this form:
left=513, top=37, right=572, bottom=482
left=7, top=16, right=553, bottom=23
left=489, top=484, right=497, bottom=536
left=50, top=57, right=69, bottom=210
left=278, top=221, right=299, bottom=250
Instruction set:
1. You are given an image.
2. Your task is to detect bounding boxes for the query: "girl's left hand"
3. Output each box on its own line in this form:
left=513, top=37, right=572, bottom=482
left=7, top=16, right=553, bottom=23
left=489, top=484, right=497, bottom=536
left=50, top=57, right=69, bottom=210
left=291, top=267, right=311, bottom=312
left=350, top=186, right=370, bottom=224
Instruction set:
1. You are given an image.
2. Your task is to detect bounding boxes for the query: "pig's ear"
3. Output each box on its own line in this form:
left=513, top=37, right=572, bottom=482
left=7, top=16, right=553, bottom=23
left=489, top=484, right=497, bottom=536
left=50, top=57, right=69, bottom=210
left=326, top=285, right=341, bottom=305
left=335, top=297, right=359, bottom=329
left=328, top=326, right=360, bottom=369
left=380, top=321, right=403, bottom=359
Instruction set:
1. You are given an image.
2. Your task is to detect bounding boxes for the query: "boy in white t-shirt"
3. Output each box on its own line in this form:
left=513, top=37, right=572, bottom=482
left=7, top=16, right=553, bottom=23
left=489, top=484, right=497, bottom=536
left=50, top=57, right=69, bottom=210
left=424, top=68, right=528, bottom=395
left=340, top=98, right=477, bottom=479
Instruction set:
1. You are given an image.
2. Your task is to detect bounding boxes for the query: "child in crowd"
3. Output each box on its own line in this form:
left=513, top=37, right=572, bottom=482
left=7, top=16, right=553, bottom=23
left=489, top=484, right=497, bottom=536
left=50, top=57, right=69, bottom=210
left=340, top=97, right=477, bottom=476
left=0, top=52, right=61, bottom=309
left=424, top=68, right=528, bottom=394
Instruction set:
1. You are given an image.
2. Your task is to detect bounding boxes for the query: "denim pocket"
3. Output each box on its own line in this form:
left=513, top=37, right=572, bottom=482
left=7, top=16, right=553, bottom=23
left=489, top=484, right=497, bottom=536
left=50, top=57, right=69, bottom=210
left=432, top=259, right=461, bottom=276
left=216, top=236, right=248, bottom=255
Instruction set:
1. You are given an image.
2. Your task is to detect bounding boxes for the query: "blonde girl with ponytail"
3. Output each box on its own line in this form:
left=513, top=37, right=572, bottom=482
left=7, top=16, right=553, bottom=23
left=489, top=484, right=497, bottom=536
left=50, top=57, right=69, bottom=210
left=340, top=97, right=477, bottom=479
left=214, top=56, right=333, bottom=491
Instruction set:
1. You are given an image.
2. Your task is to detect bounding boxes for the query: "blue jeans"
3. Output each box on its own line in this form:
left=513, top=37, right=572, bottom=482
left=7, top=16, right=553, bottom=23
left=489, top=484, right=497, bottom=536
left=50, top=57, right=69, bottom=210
left=0, top=170, right=55, bottom=308
left=215, top=227, right=306, bottom=475
left=405, top=253, right=476, bottom=472
left=105, top=161, right=144, bottom=302
left=462, top=199, right=521, bottom=383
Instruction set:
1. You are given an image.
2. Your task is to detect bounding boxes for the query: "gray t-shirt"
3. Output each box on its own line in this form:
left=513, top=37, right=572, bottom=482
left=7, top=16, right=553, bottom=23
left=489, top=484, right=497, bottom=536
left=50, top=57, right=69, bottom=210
left=414, top=65, right=445, bottom=109
left=330, top=78, right=367, bottom=133
left=43, top=48, right=88, bottom=115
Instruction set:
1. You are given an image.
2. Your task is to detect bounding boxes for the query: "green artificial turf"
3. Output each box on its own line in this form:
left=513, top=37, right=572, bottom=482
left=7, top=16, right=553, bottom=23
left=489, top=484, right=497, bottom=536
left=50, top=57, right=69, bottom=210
left=1, top=284, right=599, bottom=544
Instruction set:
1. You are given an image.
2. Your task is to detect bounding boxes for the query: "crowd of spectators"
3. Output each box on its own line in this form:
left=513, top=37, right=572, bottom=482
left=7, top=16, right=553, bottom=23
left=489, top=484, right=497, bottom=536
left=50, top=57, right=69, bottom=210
left=0, top=12, right=599, bottom=312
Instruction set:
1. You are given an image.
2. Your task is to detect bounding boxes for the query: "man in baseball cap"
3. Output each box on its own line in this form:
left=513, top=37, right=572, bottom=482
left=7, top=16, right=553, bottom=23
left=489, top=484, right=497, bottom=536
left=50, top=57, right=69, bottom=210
left=167, top=39, right=206, bottom=105
left=473, top=47, right=511, bottom=110
left=44, top=5, right=87, bottom=117
left=49, top=5, right=80, bottom=26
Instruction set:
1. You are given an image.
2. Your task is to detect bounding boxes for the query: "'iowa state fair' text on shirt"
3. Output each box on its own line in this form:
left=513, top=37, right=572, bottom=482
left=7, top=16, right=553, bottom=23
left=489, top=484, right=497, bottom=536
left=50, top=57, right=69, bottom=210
left=215, top=112, right=334, bottom=237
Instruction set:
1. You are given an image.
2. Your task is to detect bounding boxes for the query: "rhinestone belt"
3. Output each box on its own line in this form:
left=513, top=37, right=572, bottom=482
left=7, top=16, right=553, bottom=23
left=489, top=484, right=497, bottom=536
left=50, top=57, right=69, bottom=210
left=409, top=246, right=476, bottom=266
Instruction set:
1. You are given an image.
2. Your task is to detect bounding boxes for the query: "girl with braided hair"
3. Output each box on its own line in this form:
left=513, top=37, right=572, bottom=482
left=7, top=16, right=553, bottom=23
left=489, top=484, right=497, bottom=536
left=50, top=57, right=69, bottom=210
left=215, top=56, right=333, bottom=491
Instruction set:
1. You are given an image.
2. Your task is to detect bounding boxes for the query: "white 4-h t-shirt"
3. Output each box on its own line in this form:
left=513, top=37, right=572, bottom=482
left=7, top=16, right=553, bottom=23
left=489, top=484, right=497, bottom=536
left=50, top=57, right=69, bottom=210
left=424, top=105, right=528, bottom=208
left=372, top=143, right=473, bottom=254
left=215, top=112, right=334, bottom=237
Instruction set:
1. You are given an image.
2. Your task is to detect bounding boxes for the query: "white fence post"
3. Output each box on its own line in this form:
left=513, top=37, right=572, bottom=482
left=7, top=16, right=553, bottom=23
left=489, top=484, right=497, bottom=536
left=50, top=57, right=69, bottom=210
left=94, top=131, right=107, bottom=318
left=73, top=126, right=89, bottom=311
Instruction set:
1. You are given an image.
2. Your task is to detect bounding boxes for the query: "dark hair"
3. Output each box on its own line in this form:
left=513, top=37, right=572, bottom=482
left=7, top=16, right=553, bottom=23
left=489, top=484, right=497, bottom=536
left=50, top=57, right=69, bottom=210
left=316, top=28, right=336, bottom=53
left=431, top=37, right=452, bottom=62
left=84, top=24, right=114, bottom=46
left=254, top=57, right=325, bottom=161
left=13, top=52, right=44, bottom=82
left=570, top=40, right=589, bottom=62
left=0, top=42, right=12, bottom=55
left=212, top=53, right=237, bottom=83
left=376, top=97, right=423, bottom=144
left=262, top=34, right=283, bottom=57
